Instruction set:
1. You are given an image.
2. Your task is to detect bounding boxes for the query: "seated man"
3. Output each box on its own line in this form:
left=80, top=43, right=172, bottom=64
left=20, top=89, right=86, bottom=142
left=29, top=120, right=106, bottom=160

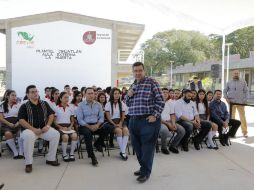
left=174, top=89, right=211, bottom=151
left=159, top=88, right=185, bottom=154
left=76, top=87, right=110, bottom=166
left=209, top=90, right=241, bottom=146
left=18, top=85, right=60, bottom=173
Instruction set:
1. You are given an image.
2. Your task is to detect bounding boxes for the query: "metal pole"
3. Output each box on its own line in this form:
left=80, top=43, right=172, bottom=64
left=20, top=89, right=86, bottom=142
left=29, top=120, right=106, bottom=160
left=170, top=61, right=174, bottom=88
left=221, top=34, right=226, bottom=93
left=226, top=43, right=233, bottom=84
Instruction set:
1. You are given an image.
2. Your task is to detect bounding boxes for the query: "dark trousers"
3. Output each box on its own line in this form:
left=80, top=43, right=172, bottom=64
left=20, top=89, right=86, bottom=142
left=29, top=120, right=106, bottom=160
left=177, top=120, right=211, bottom=146
left=210, top=118, right=241, bottom=137
left=79, top=125, right=111, bottom=157
left=129, top=117, right=161, bottom=177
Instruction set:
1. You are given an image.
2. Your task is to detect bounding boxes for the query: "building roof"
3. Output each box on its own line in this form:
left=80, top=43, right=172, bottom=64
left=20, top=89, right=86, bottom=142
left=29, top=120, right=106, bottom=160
left=0, top=11, right=145, bottom=62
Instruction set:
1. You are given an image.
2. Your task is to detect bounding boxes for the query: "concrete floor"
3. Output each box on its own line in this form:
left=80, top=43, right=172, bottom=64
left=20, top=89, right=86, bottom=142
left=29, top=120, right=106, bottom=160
left=1, top=107, right=254, bottom=190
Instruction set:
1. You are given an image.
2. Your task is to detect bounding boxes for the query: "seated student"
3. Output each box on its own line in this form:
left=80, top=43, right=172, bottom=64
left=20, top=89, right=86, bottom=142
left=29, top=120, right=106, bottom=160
left=97, top=92, right=107, bottom=111
left=174, top=89, right=182, bottom=100
left=105, top=88, right=129, bottom=160
left=206, top=91, right=214, bottom=104
left=196, top=89, right=218, bottom=150
left=70, top=90, right=82, bottom=116
left=44, top=87, right=51, bottom=101
left=159, top=88, right=185, bottom=154
left=209, top=90, right=241, bottom=146
left=0, top=90, right=23, bottom=159
left=175, top=89, right=211, bottom=151
left=168, top=89, right=175, bottom=100
left=76, top=87, right=111, bottom=166
left=48, top=88, right=59, bottom=110
left=18, top=85, right=60, bottom=173
left=191, top=90, right=198, bottom=102
left=64, top=85, right=73, bottom=103
left=54, top=92, right=77, bottom=162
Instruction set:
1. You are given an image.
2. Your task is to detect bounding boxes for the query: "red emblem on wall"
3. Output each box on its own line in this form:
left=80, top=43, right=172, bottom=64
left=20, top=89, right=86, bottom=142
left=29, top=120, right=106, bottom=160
left=83, top=31, right=96, bottom=45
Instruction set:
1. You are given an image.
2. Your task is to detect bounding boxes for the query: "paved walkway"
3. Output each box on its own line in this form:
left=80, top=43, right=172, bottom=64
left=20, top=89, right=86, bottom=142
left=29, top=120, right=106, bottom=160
left=0, top=107, right=254, bottom=190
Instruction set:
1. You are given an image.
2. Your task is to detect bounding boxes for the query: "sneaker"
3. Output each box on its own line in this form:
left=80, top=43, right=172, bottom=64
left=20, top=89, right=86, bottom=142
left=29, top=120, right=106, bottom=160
left=62, top=155, right=70, bottom=162
left=69, top=155, right=75, bottom=162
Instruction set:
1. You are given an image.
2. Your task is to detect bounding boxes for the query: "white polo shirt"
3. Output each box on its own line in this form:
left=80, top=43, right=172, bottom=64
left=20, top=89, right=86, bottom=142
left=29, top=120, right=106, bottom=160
left=54, top=104, right=74, bottom=124
left=161, top=99, right=175, bottom=121
left=197, top=102, right=206, bottom=115
left=105, top=101, right=127, bottom=119
left=69, top=103, right=78, bottom=117
left=0, top=103, right=21, bottom=118
left=174, top=99, right=198, bottom=121
left=48, top=100, right=57, bottom=110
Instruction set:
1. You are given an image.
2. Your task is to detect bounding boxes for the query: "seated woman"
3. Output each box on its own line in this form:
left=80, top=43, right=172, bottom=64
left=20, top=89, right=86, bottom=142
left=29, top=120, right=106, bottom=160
left=70, top=90, right=82, bottom=131
left=54, top=92, right=77, bottom=162
left=48, top=88, right=60, bottom=110
left=196, top=89, right=218, bottom=150
left=105, top=88, right=129, bottom=160
left=0, top=90, right=23, bottom=159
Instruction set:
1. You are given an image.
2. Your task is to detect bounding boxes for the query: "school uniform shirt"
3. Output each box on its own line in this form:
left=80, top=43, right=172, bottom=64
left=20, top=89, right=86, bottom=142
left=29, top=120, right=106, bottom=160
left=48, top=100, right=57, bottom=111
left=0, top=103, right=21, bottom=118
left=197, top=102, right=206, bottom=115
left=53, top=104, right=74, bottom=124
left=174, top=99, right=199, bottom=121
left=105, top=101, right=127, bottom=120
left=69, top=103, right=79, bottom=117
left=161, top=99, right=175, bottom=121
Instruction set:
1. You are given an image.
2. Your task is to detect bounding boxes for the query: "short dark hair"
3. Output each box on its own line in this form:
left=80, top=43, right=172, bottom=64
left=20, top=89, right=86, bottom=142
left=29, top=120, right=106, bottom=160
left=161, top=87, right=169, bottom=91
left=72, top=86, right=78, bottom=91
left=174, top=89, right=181, bottom=92
left=44, top=87, right=50, bottom=92
left=206, top=91, right=213, bottom=95
left=182, top=89, right=192, bottom=94
left=214, top=89, right=222, bottom=94
left=64, top=85, right=70, bottom=89
left=85, top=87, right=94, bottom=93
left=105, top=86, right=111, bottom=94
left=132, top=62, right=144, bottom=69
left=26, top=85, right=36, bottom=94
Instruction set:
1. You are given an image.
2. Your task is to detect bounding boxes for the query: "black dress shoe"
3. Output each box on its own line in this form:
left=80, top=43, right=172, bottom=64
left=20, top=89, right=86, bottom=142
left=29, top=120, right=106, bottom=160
left=193, top=140, right=200, bottom=150
left=94, top=143, right=103, bottom=152
left=182, top=146, right=189, bottom=152
left=25, top=164, right=32, bottom=173
left=91, top=156, right=98, bottom=166
left=219, top=138, right=225, bottom=146
left=0, top=183, right=4, bottom=190
left=134, top=170, right=142, bottom=176
left=137, top=175, right=149, bottom=183
left=169, top=146, right=179, bottom=154
left=161, top=148, right=170, bottom=155
left=120, top=152, right=128, bottom=161
left=46, top=160, right=60, bottom=166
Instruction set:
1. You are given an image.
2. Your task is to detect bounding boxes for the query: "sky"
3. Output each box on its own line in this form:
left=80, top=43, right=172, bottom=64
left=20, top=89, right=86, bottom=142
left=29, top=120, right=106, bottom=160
left=1, top=0, right=254, bottom=67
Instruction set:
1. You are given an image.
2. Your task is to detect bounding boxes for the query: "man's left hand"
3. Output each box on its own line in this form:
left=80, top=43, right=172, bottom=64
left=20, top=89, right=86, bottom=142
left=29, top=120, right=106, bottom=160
left=147, top=115, right=156, bottom=123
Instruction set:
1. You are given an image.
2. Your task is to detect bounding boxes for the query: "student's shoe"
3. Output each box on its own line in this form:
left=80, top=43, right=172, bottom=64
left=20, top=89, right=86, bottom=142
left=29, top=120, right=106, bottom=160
left=25, top=164, right=32, bottom=173
left=109, top=142, right=115, bottom=148
left=0, top=183, right=4, bottom=190
left=46, top=160, right=60, bottom=166
left=182, top=146, right=189, bottom=152
left=193, top=138, right=200, bottom=150
left=169, top=146, right=179, bottom=154
left=13, top=155, right=20, bottom=160
left=62, top=155, right=70, bottom=162
left=120, top=152, right=128, bottom=161
left=69, top=155, right=75, bottom=162
left=219, top=136, right=226, bottom=146
left=136, top=175, right=149, bottom=183
left=17, top=155, right=24, bottom=159
left=134, top=170, right=142, bottom=176
left=91, top=156, right=98, bottom=166
left=94, top=143, right=103, bottom=152
left=161, top=148, right=170, bottom=155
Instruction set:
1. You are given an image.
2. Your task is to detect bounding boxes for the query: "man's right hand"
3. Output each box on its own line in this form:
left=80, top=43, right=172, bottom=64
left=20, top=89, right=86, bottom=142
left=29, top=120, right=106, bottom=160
left=127, top=89, right=135, bottom=97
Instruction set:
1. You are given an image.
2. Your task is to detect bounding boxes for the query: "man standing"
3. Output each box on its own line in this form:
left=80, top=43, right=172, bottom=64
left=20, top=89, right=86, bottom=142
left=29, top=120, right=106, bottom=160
left=18, top=85, right=60, bottom=173
left=125, top=62, right=164, bottom=183
left=223, top=70, right=248, bottom=137
left=190, top=76, right=203, bottom=91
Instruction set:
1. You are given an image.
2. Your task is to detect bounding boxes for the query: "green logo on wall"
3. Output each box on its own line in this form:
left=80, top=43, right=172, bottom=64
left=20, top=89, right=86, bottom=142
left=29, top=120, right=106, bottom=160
left=17, top=32, right=34, bottom=41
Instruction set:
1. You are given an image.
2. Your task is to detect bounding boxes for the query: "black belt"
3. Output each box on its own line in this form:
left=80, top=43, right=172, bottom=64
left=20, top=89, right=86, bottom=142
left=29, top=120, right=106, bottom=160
left=87, top=123, right=97, bottom=125
left=130, top=115, right=151, bottom=119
